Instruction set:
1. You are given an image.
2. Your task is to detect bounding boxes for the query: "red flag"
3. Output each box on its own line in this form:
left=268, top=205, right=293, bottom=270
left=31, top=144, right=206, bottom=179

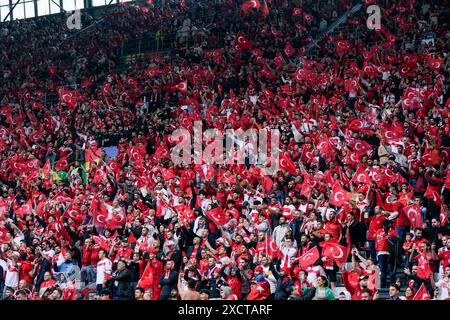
left=278, top=153, right=297, bottom=175
left=404, top=205, right=423, bottom=229
left=92, top=168, right=106, bottom=185
left=261, top=175, right=273, bottom=193
left=322, top=241, right=348, bottom=265
left=265, top=235, right=281, bottom=258
left=262, top=0, right=269, bottom=16
left=329, top=184, right=353, bottom=207
left=174, top=80, right=188, bottom=94
left=62, top=280, right=77, bottom=300
left=92, top=235, right=110, bottom=251
left=205, top=206, right=230, bottom=226
left=292, top=7, right=303, bottom=16
left=351, top=167, right=371, bottom=184
left=15, top=200, right=33, bottom=217
left=284, top=43, right=296, bottom=57
left=335, top=40, right=351, bottom=56
left=160, top=168, right=176, bottom=181
left=246, top=280, right=270, bottom=300
left=55, top=157, right=69, bottom=171
left=241, top=0, right=261, bottom=14
left=235, top=33, right=252, bottom=50
left=298, top=246, right=319, bottom=270
left=413, top=283, right=430, bottom=300
left=417, top=253, right=432, bottom=280
left=42, top=160, right=51, bottom=178
left=424, top=188, right=443, bottom=206
left=91, top=197, right=109, bottom=227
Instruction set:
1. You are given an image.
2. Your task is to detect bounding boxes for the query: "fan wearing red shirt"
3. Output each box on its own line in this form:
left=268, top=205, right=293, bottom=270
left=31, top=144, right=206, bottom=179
left=324, top=210, right=342, bottom=243
left=367, top=206, right=389, bottom=259
left=375, top=220, right=398, bottom=288
left=19, top=253, right=37, bottom=286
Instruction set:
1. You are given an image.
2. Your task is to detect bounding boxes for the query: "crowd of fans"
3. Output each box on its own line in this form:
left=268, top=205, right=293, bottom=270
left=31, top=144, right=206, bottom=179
left=0, top=0, right=450, bottom=300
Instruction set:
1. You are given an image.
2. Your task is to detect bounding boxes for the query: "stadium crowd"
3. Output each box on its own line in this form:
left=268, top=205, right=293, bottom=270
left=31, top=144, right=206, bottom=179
left=0, top=0, right=450, bottom=300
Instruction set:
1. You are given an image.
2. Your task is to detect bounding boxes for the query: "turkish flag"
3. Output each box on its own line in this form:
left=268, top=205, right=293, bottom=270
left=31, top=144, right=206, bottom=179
left=381, top=124, right=404, bottom=143
left=63, top=205, right=84, bottom=222
left=298, top=246, right=319, bottom=270
left=90, top=196, right=108, bottom=227
left=265, top=236, right=281, bottom=258
left=174, top=80, right=188, bottom=94
left=105, top=206, right=126, bottom=230
left=349, top=139, right=372, bottom=156
left=205, top=206, right=230, bottom=226
left=278, top=153, right=297, bottom=175
left=417, top=253, right=432, bottom=280
left=413, top=283, right=430, bottom=300
left=247, top=280, right=270, bottom=300
left=153, top=145, right=171, bottom=160
left=92, top=168, right=106, bottom=185
left=336, top=40, right=351, bottom=56
left=348, top=119, right=371, bottom=134
left=41, top=160, right=51, bottom=179
left=351, top=167, right=371, bottom=184
left=241, top=0, right=261, bottom=14
left=160, top=168, right=176, bottom=181
left=15, top=200, right=33, bottom=217
left=92, top=235, right=110, bottom=251
left=51, top=192, right=73, bottom=204
left=424, top=188, right=443, bottom=206
left=329, top=184, right=353, bottom=207
left=404, top=205, right=423, bottom=229
left=235, top=33, right=252, bottom=50
left=55, top=157, right=69, bottom=171
left=322, top=241, right=349, bottom=265
left=292, top=7, right=303, bottom=16
left=284, top=43, right=296, bottom=57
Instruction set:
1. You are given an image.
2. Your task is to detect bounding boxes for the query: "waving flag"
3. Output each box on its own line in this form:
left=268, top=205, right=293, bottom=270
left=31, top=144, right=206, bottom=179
left=413, top=283, right=430, bottom=300
left=174, top=80, right=188, bottom=94
left=265, top=235, right=281, bottom=258
left=241, top=0, right=261, bottom=14
left=278, top=153, right=297, bottom=175
left=404, top=205, right=423, bottom=229
left=329, top=184, right=353, bottom=207
left=322, top=241, right=348, bottom=265
left=262, top=0, right=269, bottom=16
left=205, top=206, right=230, bottom=226
left=351, top=167, right=371, bottom=184
left=235, top=33, right=252, bottom=50
left=298, top=246, right=319, bottom=270
left=417, top=253, right=432, bottom=280
left=246, top=279, right=270, bottom=300
left=15, top=200, right=33, bottom=217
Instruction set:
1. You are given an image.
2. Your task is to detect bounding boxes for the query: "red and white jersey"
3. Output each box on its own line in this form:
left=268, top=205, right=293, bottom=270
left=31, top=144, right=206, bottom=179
left=5, top=261, right=19, bottom=288
left=96, top=257, right=112, bottom=285
left=280, top=246, right=297, bottom=268
left=306, top=265, right=326, bottom=287
left=356, top=199, right=369, bottom=218
left=42, top=249, right=55, bottom=261
left=282, top=205, right=296, bottom=220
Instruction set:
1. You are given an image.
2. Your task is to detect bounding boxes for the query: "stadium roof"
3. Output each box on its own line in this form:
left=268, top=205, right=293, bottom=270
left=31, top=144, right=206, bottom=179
left=0, top=0, right=133, bottom=22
